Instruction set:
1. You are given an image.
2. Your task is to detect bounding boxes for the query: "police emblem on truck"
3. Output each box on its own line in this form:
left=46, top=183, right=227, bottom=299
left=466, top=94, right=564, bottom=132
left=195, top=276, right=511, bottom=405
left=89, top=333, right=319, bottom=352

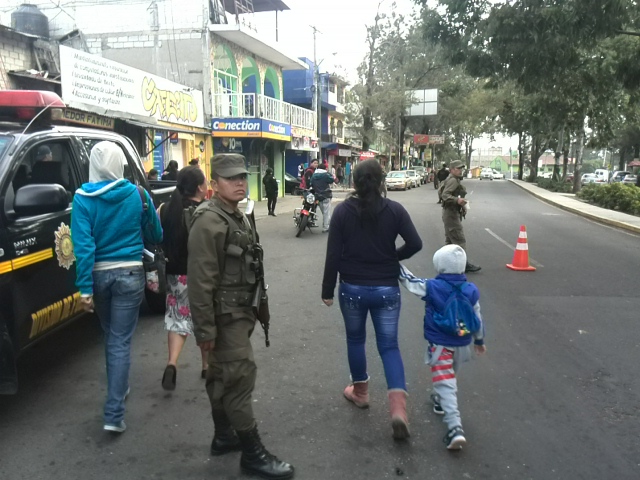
left=54, top=223, right=75, bottom=269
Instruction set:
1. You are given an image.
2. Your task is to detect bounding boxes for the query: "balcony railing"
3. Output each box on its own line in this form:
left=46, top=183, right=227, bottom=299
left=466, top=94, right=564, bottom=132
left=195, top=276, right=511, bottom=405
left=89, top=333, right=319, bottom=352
left=212, top=93, right=316, bottom=132
left=290, top=104, right=316, bottom=131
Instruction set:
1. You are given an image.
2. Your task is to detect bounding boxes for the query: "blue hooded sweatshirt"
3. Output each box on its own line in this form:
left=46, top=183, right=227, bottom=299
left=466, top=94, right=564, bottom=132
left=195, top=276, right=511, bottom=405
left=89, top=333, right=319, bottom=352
left=71, top=179, right=162, bottom=295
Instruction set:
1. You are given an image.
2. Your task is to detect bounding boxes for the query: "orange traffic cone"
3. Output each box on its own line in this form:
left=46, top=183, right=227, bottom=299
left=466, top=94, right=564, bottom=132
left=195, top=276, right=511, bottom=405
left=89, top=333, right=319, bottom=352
left=506, top=225, right=536, bottom=271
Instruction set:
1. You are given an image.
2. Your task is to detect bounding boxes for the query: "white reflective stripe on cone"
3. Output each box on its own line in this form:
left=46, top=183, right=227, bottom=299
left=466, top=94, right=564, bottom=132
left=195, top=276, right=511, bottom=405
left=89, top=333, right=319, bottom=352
left=516, top=243, right=529, bottom=250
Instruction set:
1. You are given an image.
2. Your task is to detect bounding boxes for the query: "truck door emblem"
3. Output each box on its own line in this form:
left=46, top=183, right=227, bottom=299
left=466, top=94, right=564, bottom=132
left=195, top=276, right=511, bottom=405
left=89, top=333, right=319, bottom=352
left=54, top=223, right=75, bottom=269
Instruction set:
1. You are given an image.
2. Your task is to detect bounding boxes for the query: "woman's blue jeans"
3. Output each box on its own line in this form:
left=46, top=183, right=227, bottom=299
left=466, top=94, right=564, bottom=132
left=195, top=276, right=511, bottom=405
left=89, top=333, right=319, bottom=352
left=93, top=266, right=145, bottom=426
left=338, top=282, right=406, bottom=391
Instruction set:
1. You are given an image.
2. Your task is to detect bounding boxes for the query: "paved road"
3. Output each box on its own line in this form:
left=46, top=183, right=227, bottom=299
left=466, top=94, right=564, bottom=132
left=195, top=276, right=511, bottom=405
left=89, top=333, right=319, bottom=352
left=1, top=180, right=639, bottom=480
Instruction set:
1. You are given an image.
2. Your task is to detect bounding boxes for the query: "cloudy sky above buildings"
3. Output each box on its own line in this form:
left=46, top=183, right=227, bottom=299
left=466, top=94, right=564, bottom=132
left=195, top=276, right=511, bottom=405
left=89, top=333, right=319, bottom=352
left=253, top=0, right=418, bottom=81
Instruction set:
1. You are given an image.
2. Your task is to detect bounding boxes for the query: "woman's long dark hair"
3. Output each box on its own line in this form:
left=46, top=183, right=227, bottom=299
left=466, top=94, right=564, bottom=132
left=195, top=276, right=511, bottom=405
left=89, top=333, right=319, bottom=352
left=161, top=166, right=205, bottom=257
left=351, top=160, right=384, bottom=222
left=165, top=160, right=179, bottom=173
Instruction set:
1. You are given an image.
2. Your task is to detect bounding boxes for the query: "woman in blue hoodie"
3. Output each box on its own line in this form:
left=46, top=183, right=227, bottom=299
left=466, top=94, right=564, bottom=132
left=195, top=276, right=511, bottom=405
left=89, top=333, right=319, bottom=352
left=71, top=141, right=162, bottom=433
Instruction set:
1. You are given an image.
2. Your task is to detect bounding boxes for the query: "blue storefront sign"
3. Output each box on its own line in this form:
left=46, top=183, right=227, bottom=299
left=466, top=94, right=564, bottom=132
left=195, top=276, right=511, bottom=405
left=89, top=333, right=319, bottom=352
left=153, top=133, right=164, bottom=172
left=211, top=118, right=291, bottom=142
left=261, top=120, right=291, bottom=141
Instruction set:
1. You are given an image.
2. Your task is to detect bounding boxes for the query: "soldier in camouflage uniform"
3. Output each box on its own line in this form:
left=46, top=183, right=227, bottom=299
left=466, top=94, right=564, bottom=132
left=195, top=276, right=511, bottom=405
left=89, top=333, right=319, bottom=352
left=438, top=160, right=481, bottom=273
left=187, top=154, right=294, bottom=479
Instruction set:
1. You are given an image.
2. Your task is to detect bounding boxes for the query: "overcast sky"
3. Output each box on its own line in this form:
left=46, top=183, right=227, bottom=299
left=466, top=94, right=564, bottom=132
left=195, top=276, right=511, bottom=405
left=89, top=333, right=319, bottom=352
left=252, top=0, right=418, bottom=80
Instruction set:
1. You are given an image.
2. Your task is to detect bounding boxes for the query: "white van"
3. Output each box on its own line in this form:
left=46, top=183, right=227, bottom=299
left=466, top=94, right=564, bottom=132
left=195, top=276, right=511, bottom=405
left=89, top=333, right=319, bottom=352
left=593, top=169, right=610, bottom=182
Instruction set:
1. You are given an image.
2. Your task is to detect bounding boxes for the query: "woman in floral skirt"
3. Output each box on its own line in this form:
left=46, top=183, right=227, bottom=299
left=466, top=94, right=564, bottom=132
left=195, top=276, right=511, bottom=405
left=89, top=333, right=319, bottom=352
left=159, top=166, right=209, bottom=390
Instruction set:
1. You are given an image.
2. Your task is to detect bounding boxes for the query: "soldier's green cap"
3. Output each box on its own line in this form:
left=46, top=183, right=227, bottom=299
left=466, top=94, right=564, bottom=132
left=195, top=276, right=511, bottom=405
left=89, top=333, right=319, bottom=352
left=210, top=153, right=250, bottom=178
left=449, top=160, right=465, bottom=169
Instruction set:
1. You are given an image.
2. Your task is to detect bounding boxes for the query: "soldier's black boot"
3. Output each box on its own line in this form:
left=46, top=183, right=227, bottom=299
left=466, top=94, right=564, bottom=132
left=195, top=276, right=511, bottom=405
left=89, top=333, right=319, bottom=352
left=238, top=425, right=294, bottom=479
left=465, top=262, right=481, bottom=273
left=210, top=411, right=241, bottom=456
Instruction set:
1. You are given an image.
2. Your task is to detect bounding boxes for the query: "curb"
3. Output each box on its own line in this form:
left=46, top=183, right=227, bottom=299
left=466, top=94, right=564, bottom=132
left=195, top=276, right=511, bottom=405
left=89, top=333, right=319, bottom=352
left=509, top=180, right=640, bottom=235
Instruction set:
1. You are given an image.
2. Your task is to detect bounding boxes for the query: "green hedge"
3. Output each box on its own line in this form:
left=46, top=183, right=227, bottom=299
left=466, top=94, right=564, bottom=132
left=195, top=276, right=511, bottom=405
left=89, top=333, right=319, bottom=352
left=534, top=178, right=574, bottom=193
left=577, top=183, right=640, bottom=216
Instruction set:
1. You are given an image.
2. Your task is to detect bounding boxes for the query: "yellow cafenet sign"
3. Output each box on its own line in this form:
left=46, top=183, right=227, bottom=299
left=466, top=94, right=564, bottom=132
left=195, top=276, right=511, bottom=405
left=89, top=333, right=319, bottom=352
left=30, top=292, right=85, bottom=339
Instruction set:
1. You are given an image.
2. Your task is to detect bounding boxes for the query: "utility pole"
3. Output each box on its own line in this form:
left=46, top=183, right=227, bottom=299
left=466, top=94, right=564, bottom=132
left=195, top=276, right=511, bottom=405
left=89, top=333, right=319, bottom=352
left=311, top=25, right=322, bottom=160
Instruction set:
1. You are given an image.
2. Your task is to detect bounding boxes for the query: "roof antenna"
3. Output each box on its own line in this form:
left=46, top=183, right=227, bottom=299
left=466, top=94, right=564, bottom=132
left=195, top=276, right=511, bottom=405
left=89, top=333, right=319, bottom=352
left=20, top=101, right=58, bottom=137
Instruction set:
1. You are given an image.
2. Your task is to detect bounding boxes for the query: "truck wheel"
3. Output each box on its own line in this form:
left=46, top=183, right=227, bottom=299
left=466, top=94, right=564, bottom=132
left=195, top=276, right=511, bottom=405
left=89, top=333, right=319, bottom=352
left=145, top=289, right=166, bottom=314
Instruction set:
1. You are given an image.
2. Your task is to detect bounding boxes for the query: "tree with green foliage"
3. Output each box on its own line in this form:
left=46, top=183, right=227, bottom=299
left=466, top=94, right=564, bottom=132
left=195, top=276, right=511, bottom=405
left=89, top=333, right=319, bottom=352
left=421, top=0, right=637, bottom=191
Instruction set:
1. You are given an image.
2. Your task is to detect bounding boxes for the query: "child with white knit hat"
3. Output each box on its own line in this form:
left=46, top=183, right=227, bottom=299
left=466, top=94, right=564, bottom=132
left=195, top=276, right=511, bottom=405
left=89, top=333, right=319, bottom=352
left=399, top=244, right=486, bottom=449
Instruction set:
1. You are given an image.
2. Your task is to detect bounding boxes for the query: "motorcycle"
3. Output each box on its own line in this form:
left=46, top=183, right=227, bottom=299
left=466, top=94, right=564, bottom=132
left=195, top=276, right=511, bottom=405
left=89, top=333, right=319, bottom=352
left=293, top=189, right=319, bottom=237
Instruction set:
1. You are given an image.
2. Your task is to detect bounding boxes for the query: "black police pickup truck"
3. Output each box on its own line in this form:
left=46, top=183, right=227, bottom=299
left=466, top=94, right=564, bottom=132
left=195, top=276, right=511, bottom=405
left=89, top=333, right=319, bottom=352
left=0, top=90, right=173, bottom=394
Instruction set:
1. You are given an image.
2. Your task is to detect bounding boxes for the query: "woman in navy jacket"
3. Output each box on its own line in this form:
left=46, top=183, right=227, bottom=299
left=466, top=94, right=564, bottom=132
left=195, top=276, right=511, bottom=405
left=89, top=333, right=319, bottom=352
left=321, top=159, right=422, bottom=440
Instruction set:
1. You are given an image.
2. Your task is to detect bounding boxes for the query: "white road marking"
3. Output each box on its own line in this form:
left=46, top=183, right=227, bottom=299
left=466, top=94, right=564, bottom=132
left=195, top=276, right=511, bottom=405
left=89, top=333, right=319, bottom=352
left=541, top=213, right=562, bottom=216
left=484, top=228, right=544, bottom=268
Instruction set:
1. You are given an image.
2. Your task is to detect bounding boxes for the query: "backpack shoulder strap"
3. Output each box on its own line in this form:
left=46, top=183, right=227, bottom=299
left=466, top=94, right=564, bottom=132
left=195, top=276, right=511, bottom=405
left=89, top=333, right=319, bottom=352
left=136, top=185, right=149, bottom=211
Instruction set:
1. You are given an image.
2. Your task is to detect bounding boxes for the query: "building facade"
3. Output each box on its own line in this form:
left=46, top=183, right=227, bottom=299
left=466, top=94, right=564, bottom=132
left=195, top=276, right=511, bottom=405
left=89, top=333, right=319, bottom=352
left=283, top=59, right=350, bottom=176
left=1, top=0, right=315, bottom=201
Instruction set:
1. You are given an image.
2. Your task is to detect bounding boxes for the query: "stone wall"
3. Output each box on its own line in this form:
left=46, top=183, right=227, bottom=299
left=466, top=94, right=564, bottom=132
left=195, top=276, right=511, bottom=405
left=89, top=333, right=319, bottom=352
left=0, top=28, right=34, bottom=90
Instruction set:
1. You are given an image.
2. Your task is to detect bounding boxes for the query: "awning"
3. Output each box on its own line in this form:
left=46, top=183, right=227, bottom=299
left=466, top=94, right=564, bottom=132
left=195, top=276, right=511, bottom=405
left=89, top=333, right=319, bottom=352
left=125, top=119, right=209, bottom=135
left=8, top=71, right=61, bottom=85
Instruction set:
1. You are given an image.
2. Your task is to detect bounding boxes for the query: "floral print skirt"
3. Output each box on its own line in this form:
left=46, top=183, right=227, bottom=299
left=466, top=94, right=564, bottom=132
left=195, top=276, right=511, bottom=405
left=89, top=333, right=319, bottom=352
left=164, top=274, right=194, bottom=335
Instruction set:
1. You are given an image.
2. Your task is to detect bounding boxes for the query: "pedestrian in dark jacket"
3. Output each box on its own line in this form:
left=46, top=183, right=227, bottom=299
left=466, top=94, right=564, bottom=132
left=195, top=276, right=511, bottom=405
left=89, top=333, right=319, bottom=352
left=436, top=165, right=449, bottom=203
left=159, top=166, right=209, bottom=391
left=263, top=168, right=279, bottom=216
left=336, top=164, right=344, bottom=186
left=321, top=159, right=422, bottom=440
left=162, top=160, right=179, bottom=181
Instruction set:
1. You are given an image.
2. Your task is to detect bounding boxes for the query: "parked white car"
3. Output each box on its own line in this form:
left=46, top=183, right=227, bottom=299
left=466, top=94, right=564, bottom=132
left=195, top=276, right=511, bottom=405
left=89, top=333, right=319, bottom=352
left=622, top=174, right=638, bottom=185
left=491, top=170, right=505, bottom=180
left=385, top=171, right=411, bottom=190
left=406, top=170, right=421, bottom=188
left=581, top=173, right=597, bottom=185
left=610, top=171, right=631, bottom=183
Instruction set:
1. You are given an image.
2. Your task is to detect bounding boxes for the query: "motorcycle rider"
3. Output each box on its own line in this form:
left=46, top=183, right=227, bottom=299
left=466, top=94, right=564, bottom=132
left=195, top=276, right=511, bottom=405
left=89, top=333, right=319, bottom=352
left=310, top=161, right=335, bottom=233
left=439, top=160, right=481, bottom=273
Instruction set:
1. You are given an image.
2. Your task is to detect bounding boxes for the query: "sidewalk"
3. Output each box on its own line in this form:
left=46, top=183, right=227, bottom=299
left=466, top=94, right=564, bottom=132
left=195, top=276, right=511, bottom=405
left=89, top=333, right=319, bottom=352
left=509, top=179, right=640, bottom=235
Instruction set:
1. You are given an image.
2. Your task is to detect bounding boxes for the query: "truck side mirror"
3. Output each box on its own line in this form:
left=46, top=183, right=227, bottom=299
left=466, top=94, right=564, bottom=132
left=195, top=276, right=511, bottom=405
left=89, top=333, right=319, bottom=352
left=14, top=184, right=69, bottom=217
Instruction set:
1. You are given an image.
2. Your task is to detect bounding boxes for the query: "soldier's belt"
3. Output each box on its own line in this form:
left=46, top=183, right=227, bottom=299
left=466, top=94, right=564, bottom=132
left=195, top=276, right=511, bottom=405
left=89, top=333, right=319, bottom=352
left=215, top=289, right=254, bottom=310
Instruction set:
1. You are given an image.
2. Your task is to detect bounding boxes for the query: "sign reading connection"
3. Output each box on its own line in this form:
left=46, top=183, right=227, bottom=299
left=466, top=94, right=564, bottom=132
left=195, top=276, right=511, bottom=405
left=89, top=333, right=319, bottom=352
left=406, top=89, right=438, bottom=117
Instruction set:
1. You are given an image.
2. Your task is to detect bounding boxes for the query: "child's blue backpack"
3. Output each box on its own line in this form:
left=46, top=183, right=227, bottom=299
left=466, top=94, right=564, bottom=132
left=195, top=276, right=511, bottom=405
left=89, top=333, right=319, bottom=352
left=428, top=280, right=480, bottom=337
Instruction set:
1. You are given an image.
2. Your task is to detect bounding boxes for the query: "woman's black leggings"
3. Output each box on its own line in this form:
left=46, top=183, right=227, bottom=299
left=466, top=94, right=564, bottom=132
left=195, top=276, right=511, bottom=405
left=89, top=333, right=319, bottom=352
left=267, top=195, right=277, bottom=213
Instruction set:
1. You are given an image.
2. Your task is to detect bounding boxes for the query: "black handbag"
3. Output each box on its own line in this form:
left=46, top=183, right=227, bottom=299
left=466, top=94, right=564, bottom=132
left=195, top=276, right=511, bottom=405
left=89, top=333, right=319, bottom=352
left=136, top=186, right=166, bottom=295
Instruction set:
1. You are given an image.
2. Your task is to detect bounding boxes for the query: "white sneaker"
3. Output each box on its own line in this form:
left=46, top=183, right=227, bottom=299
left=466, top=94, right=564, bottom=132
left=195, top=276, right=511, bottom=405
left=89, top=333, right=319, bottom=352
left=444, top=426, right=466, bottom=450
left=104, top=421, right=126, bottom=433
